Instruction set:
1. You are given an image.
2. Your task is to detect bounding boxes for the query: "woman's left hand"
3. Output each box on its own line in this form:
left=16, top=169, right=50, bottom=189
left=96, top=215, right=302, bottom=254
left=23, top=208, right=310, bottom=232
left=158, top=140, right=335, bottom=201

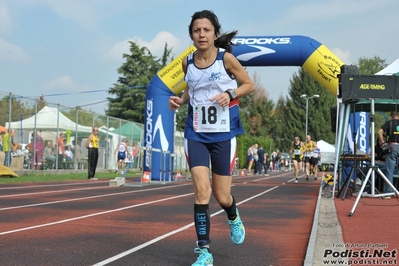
left=210, top=92, right=230, bottom=108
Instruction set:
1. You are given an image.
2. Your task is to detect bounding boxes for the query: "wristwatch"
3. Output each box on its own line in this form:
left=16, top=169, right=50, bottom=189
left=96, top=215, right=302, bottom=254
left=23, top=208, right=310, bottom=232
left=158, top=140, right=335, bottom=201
left=226, top=89, right=237, bottom=101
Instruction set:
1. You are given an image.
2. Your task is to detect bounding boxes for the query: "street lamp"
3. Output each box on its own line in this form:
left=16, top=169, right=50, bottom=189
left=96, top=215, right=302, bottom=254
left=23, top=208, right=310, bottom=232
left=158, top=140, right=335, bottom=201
left=300, top=94, right=320, bottom=139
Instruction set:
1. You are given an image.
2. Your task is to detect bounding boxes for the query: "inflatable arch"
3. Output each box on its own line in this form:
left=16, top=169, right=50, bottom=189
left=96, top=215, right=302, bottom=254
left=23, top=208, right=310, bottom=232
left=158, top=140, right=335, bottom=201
left=144, top=35, right=343, bottom=180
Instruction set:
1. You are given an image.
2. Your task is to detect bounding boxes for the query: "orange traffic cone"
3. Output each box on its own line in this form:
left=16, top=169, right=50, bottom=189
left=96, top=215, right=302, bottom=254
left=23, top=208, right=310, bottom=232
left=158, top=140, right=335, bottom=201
left=240, top=169, right=245, bottom=177
left=142, top=171, right=150, bottom=183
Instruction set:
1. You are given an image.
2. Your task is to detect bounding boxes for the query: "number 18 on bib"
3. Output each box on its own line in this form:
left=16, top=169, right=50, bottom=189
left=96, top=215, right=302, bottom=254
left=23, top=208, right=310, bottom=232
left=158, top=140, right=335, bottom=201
left=193, top=104, right=230, bottom=133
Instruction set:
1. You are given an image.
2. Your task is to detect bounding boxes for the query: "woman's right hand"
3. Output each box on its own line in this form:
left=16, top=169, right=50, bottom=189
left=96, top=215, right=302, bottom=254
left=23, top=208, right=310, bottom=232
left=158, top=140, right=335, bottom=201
left=169, top=96, right=182, bottom=111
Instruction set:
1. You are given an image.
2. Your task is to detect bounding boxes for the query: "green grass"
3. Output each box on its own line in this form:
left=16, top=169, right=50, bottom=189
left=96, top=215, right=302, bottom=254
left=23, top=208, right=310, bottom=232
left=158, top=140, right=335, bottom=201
left=0, top=170, right=143, bottom=184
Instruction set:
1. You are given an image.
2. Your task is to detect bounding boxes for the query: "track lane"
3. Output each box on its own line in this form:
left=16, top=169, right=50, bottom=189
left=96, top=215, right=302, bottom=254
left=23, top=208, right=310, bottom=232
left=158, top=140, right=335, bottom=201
left=0, top=172, right=320, bottom=266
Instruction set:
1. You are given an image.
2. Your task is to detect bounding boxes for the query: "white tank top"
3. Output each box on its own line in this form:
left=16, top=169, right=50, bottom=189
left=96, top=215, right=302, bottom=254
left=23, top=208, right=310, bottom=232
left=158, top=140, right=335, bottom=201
left=184, top=48, right=243, bottom=143
left=118, top=143, right=126, bottom=153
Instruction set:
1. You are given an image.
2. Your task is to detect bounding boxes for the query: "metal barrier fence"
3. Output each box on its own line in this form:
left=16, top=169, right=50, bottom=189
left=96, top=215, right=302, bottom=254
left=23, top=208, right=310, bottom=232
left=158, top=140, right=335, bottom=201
left=0, top=92, right=188, bottom=176
left=120, top=145, right=190, bottom=187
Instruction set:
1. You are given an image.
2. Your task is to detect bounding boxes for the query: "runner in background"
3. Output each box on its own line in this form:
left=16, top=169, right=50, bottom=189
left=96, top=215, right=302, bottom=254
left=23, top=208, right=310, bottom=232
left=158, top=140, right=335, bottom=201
left=304, top=135, right=317, bottom=181
left=311, top=146, right=321, bottom=180
left=121, top=142, right=139, bottom=178
left=114, top=138, right=127, bottom=173
left=290, top=135, right=305, bottom=183
left=247, top=144, right=255, bottom=175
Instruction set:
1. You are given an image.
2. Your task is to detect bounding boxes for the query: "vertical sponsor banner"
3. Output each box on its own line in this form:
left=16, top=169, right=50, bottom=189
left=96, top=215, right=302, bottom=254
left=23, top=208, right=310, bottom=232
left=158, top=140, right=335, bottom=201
left=144, top=92, right=173, bottom=180
left=144, top=46, right=196, bottom=181
left=342, top=111, right=369, bottom=184
left=345, top=111, right=370, bottom=154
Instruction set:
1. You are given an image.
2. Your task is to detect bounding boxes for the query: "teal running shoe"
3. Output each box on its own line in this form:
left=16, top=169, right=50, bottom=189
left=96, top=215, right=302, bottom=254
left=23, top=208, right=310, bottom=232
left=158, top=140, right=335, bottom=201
left=191, top=248, right=213, bottom=266
left=228, top=209, right=245, bottom=244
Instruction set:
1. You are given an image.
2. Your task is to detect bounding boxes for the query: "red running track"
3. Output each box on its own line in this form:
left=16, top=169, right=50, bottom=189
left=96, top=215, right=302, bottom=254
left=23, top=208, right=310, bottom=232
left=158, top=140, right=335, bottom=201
left=334, top=193, right=399, bottom=265
left=0, top=171, right=320, bottom=266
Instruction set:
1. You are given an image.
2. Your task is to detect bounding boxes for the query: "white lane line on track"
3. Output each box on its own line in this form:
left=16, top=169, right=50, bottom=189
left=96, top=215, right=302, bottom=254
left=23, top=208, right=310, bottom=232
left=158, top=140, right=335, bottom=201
left=92, top=185, right=279, bottom=266
left=0, top=181, right=108, bottom=190
left=0, top=191, right=194, bottom=236
left=238, top=171, right=292, bottom=183
left=0, top=186, right=105, bottom=198
left=0, top=183, right=190, bottom=211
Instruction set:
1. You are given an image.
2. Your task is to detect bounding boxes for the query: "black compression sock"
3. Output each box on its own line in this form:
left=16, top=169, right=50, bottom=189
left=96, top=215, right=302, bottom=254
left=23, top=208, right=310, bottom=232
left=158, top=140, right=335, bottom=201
left=221, top=195, right=237, bottom=220
left=194, top=204, right=210, bottom=245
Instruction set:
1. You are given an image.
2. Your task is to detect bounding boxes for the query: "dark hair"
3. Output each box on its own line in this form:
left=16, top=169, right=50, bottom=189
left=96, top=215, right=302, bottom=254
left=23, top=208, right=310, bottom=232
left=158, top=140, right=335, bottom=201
left=188, top=10, right=237, bottom=53
left=390, top=110, right=398, bottom=118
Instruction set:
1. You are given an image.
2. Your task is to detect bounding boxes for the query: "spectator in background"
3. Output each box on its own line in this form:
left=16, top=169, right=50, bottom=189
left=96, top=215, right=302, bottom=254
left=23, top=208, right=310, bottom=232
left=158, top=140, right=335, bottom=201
left=64, top=145, right=74, bottom=169
left=252, top=143, right=259, bottom=175
left=271, top=150, right=277, bottom=171
left=377, top=110, right=399, bottom=199
left=64, top=145, right=73, bottom=161
left=2, top=130, right=12, bottom=167
left=0, top=131, right=3, bottom=151
left=30, top=132, right=44, bottom=170
left=57, top=132, right=65, bottom=169
left=374, top=136, right=388, bottom=192
left=44, top=141, right=56, bottom=169
left=277, top=150, right=282, bottom=171
left=72, top=139, right=82, bottom=160
left=265, top=152, right=270, bottom=176
left=14, top=144, right=25, bottom=157
left=11, top=140, right=18, bottom=152
left=85, top=126, right=99, bottom=180
left=257, top=145, right=267, bottom=176
left=247, top=144, right=255, bottom=175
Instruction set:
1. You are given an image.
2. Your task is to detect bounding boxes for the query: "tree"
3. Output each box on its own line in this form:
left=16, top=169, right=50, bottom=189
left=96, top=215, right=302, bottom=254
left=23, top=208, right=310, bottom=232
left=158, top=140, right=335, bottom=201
left=357, top=56, right=388, bottom=74
left=61, top=106, right=103, bottom=128
left=0, top=95, right=33, bottom=127
left=237, top=72, right=275, bottom=166
left=270, top=96, right=290, bottom=152
left=106, top=41, right=172, bottom=123
left=239, top=72, right=274, bottom=136
left=174, top=104, right=188, bottom=132
left=285, top=68, right=336, bottom=145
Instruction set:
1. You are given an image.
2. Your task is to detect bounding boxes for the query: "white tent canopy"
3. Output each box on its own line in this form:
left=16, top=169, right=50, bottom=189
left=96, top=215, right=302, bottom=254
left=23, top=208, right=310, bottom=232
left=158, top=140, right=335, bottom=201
left=375, top=57, right=399, bottom=75
left=316, top=140, right=335, bottom=153
left=5, top=106, right=93, bottom=132
left=5, top=106, right=124, bottom=170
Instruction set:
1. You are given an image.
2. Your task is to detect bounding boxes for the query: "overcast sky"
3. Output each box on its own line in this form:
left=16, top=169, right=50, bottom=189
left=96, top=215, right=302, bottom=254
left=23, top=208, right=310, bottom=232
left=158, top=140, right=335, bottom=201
left=1, top=0, right=398, bottom=114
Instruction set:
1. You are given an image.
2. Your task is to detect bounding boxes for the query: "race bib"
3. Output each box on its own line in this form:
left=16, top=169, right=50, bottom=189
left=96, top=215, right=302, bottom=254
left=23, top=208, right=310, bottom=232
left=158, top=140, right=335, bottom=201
left=305, top=151, right=313, bottom=157
left=294, top=149, right=301, bottom=155
left=193, top=103, right=230, bottom=132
